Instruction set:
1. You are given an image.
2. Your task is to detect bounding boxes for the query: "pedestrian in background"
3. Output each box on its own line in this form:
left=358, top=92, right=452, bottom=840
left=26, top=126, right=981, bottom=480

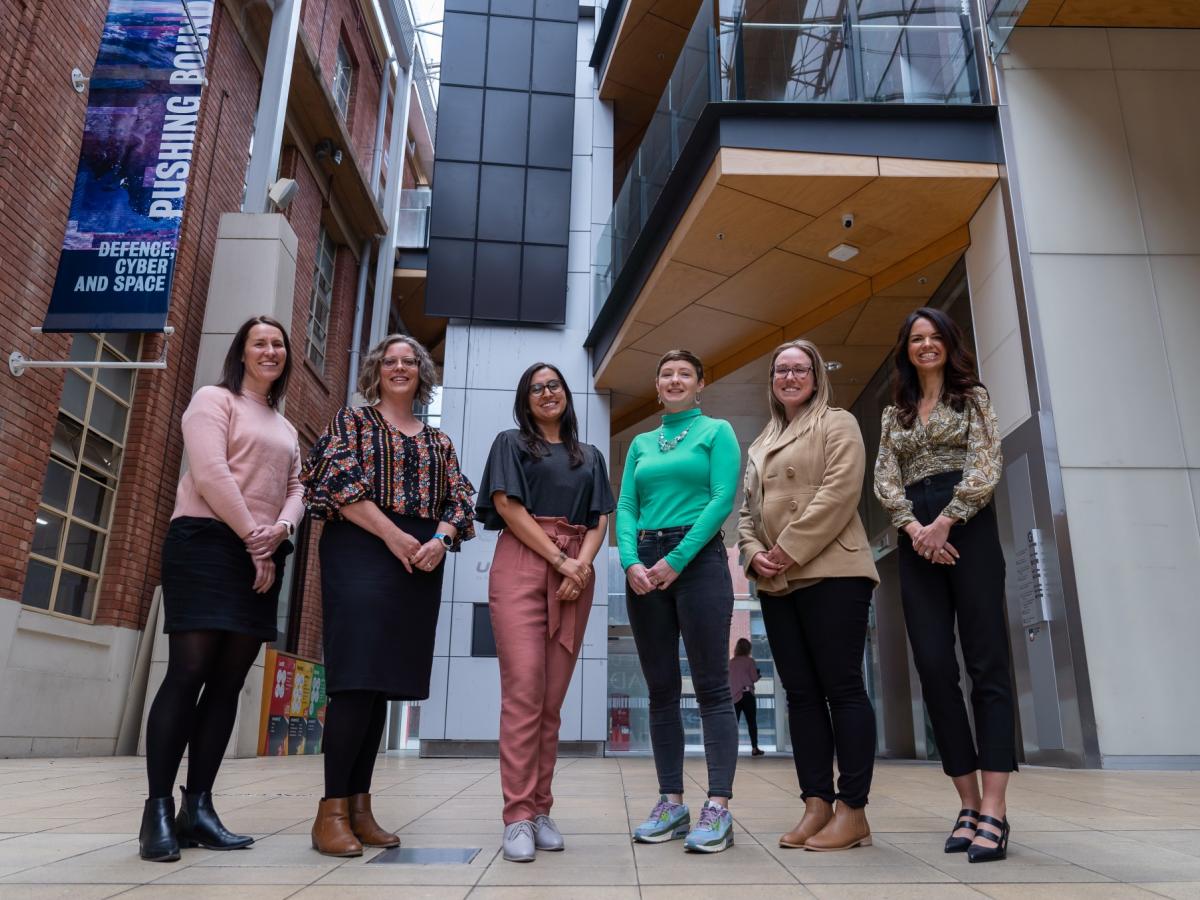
left=874, top=306, right=1015, bottom=864
left=476, top=362, right=615, bottom=862
left=140, top=316, right=302, bottom=862
left=729, top=638, right=764, bottom=757
left=617, top=349, right=741, bottom=854
left=302, top=334, right=475, bottom=858
left=738, top=339, right=879, bottom=852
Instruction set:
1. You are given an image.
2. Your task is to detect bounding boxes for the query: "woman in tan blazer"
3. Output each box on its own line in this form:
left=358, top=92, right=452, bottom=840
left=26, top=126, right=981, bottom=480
left=738, top=339, right=879, bottom=853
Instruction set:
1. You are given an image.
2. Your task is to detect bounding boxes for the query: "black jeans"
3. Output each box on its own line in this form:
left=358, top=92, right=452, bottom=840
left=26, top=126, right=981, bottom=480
left=760, top=577, right=876, bottom=808
left=734, top=693, right=759, bottom=749
left=626, top=528, right=737, bottom=800
left=899, top=471, right=1017, bottom=777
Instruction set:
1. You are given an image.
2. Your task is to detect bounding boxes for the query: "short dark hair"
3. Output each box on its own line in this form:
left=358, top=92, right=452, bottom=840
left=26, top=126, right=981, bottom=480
left=734, top=638, right=752, bottom=656
left=656, top=349, right=704, bottom=381
left=513, top=362, right=584, bottom=468
left=216, top=315, right=292, bottom=408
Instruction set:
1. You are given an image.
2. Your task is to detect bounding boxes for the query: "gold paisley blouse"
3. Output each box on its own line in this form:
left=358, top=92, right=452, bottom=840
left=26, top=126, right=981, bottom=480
left=873, top=386, right=1002, bottom=528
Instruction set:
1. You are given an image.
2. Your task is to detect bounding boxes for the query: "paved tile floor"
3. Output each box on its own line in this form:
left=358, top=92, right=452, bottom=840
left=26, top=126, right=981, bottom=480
left=0, top=753, right=1198, bottom=898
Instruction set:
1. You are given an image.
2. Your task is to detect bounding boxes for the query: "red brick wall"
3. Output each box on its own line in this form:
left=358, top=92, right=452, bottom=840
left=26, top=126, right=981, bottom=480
left=0, top=1, right=381, bottom=650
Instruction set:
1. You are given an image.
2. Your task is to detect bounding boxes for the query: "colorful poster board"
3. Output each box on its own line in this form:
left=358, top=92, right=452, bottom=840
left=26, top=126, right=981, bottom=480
left=43, top=0, right=211, bottom=332
left=258, top=649, right=327, bottom=756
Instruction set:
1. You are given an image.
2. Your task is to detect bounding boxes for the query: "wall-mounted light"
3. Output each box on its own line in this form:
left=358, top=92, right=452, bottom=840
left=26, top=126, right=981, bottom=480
left=315, top=138, right=343, bottom=166
left=268, top=177, right=299, bottom=211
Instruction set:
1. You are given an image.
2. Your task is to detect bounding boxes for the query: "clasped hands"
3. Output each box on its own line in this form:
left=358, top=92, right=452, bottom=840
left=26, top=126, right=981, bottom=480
left=555, top=555, right=593, bottom=603
left=384, top=526, right=447, bottom=574
left=626, top=558, right=679, bottom=596
left=905, top=515, right=959, bottom=566
left=245, top=522, right=288, bottom=594
left=750, top=544, right=795, bottom=580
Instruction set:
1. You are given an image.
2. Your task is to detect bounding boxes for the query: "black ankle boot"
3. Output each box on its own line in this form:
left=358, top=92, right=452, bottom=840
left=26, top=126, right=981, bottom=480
left=176, top=786, right=254, bottom=850
left=139, top=797, right=181, bottom=862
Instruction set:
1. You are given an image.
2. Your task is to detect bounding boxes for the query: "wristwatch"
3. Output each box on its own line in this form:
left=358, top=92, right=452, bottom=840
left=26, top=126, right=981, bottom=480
left=277, top=519, right=295, bottom=537
left=434, top=532, right=454, bottom=548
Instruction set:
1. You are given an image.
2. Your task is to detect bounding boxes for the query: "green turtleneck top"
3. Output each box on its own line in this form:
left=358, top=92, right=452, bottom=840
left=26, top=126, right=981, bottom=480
left=616, top=407, right=741, bottom=573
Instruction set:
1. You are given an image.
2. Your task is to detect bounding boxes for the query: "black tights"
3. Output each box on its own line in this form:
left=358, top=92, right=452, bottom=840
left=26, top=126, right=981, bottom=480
left=323, top=690, right=388, bottom=799
left=145, top=630, right=263, bottom=799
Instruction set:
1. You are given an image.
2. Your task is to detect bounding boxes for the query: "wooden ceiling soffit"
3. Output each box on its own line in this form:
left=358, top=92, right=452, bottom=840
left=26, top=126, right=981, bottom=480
left=718, top=149, right=878, bottom=217
left=1018, top=0, right=1200, bottom=27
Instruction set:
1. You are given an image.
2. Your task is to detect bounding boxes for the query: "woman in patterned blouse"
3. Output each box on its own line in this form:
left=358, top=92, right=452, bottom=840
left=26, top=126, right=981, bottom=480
left=302, top=334, right=475, bottom=858
left=873, top=307, right=1015, bottom=865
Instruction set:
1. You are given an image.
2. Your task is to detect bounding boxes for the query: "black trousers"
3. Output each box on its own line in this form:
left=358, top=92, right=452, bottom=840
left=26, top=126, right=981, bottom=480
left=899, top=471, right=1017, bottom=777
left=734, top=694, right=759, bottom=748
left=626, top=528, right=737, bottom=800
left=760, top=577, right=876, bottom=808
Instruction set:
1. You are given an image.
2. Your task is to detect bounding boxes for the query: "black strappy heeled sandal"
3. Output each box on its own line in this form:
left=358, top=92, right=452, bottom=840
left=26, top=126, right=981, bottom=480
left=943, top=808, right=979, bottom=853
left=967, top=814, right=1010, bottom=863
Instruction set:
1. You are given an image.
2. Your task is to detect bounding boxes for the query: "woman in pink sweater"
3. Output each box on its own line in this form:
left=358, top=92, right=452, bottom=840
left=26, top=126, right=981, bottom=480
left=140, top=316, right=304, bottom=863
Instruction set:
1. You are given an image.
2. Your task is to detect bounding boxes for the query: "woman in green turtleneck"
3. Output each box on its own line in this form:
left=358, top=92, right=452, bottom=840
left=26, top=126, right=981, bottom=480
left=617, top=349, right=741, bottom=855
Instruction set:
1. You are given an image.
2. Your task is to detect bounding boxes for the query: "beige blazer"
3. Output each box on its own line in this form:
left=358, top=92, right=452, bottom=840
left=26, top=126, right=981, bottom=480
left=737, top=408, right=879, bottom=596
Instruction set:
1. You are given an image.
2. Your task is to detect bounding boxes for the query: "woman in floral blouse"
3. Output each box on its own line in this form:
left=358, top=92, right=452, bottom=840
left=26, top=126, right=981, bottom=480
left=873, top=307, right=1014, bottom=865
left=302, top=334, right=475, bottom=858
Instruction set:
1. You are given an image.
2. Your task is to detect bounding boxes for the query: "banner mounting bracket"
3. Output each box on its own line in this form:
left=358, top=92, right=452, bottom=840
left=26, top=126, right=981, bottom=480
left=8, top=327, right=174, bottom=378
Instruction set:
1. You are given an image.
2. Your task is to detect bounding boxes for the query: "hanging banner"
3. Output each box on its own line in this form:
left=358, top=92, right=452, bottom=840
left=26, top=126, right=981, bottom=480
left=42, top=0, right=211, bottom=333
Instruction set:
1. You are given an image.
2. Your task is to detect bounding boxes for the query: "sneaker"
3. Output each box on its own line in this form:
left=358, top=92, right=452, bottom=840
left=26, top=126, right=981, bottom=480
left=633, top=795, right=690, bottom=844
left=683, top=800, right=734, bottom=853
left=502, top=820, right=536, bottom=862
left=533, top=814, right=564, bottom=851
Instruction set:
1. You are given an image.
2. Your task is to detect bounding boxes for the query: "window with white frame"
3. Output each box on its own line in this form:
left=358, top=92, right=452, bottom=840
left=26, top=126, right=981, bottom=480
left=333, top=38, right=354, bottom=119
left=307, top=226, right=336, bottom=371
left=22, top=333, right=142, bottom=621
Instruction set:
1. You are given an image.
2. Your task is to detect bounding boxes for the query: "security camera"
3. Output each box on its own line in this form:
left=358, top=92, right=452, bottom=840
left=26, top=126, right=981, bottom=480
left=268, top=177, right=299, bottom=210
left=841, top=213, right=855, bottom=230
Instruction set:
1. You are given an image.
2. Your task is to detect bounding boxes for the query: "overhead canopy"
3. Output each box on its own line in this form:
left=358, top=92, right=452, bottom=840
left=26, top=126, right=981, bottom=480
left=1017, top=0, right=1200, bottom=27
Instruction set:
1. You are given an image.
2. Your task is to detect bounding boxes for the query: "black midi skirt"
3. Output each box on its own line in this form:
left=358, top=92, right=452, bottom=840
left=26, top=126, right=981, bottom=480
left=319, top=513, right=445, bottom=699
left=162, top=516, right=293, bottom=642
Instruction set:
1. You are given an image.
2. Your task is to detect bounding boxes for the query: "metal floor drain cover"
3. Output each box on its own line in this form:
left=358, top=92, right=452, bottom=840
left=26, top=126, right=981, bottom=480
left=368, top=847, right=481, bottom=865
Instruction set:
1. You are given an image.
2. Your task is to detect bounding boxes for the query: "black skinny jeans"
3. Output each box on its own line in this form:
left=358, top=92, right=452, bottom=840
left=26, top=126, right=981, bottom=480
left=626, top=528, right=737, bottom=800
left=734, top=694, right=759, bottom=748
left=899, top=471, right=1017, bottom=777
left=760, top=577, right=876, bottom=808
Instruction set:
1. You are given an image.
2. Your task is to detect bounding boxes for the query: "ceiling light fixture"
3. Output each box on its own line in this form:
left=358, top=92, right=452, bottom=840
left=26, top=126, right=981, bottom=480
left=825, top=361, right=842, bottom=372
left=827, top=243, right=859, bottom=262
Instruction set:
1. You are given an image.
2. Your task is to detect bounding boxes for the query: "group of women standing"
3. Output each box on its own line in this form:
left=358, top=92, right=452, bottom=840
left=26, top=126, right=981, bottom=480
left=138, top=304, right=1016, bottom=868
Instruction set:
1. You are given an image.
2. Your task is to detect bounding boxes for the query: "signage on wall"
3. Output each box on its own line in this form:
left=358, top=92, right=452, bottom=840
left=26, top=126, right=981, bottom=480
left=258, top=649, right=328, bottom=756
left=41, top=0, right=211, bottom=333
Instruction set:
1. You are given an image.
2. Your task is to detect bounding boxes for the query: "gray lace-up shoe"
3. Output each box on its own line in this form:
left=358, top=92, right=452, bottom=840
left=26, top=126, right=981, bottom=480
left=502, top=819, right=537, bottom=862
left=533, top=814, right=565, bottom=851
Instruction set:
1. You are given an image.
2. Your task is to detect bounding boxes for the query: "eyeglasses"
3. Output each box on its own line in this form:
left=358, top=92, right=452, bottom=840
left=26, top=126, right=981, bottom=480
left=529, top=380, right=563, bottom=396
left=773, top=365, right=813, bottom=379
left=382, top=356, right=420, bottom=370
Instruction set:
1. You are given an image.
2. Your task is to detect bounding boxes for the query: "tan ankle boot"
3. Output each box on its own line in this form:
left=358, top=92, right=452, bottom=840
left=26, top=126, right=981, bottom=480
left=349, top=793, right=400, bottom=848
left=804, top=801, right=872, bottom=851
left=312, top=798, right=364, bottom=857
left=779, top=797, right=833, bottom=848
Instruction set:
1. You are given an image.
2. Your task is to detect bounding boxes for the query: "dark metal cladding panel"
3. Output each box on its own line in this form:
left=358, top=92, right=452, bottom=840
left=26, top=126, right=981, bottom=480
left=491, top=0, right=534, bottom=17
left=520, top=244, right=568, bottom=323
left=481, top=89, right=530, bottom=165
left=440, top=13, right=488, bottom=87
left=427, top=240, right=476, bottom=318
left=531, top=19, right=577, bottom=94
left=477, top=166, right=527, bottom=242
left=535, top=0, right=577, bottom=22
left=444, top=0, right=488, bottom=13
left=523, top=168, right=571, bottom=245
left=474, top=243, right=522, bottom=320
left=435, top=86, right=484, bottom=162
left=428, top=161, right=479, bottom=240
left=486, top=17, right=533, bottom=90
left=527, top=93, right=574, bottom=170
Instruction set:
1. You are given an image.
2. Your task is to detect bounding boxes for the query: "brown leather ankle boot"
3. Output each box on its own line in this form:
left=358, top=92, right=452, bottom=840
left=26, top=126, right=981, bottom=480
left=349, top=793, right=400, bottom=848
left=779, top=797, right=833, bottom=848
left=312, top=797, right=364, bottom=857
left=804, top=801, right=872, bottom=851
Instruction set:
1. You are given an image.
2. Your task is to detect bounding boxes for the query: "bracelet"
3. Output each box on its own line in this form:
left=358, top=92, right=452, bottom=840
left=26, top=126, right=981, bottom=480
left=554, top=550, right=568, bottom=570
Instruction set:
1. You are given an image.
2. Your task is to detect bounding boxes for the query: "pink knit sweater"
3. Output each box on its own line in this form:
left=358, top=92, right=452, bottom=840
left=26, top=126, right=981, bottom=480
left=171, top=385, right=305, bottom=538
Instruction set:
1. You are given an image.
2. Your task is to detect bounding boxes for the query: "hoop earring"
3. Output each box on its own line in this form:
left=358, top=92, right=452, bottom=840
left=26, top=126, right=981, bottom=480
left=695, top=391, right=702, bottom=405
left=657, top=395, right=663, bottom=406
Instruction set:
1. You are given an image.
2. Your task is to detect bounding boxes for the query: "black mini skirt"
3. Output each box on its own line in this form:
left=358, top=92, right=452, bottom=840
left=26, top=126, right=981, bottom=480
left=161, top=516, right=293, bottom=642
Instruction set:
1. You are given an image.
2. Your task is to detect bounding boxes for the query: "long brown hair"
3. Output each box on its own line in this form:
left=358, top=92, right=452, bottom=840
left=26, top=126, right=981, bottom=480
left=513, top=362, right=584, bottom=468
left=890, top=307, right=982, bottom=429
left=216, top=315, right=292, bottom=408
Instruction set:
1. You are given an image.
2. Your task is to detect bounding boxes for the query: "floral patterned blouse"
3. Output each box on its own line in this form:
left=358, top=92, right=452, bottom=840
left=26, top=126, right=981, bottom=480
left=302, top=406, right=476, bottom=546
left=873, top=386, right=1002, bottom=528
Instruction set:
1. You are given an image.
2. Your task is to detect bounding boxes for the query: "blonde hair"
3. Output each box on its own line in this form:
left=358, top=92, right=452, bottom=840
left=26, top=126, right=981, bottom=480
left=750, top=339, right=832, bottom=450
left=357, top=334, right=438, bottom=406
